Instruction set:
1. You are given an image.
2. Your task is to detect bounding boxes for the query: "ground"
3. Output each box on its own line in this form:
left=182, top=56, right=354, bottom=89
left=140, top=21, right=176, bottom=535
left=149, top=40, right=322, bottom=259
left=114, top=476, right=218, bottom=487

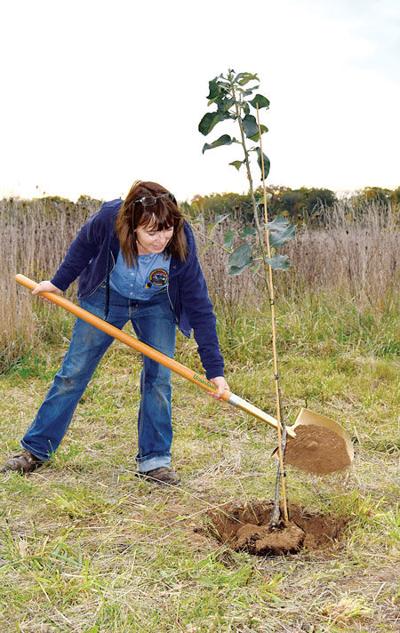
left=0, top=336, right=399, bottom=632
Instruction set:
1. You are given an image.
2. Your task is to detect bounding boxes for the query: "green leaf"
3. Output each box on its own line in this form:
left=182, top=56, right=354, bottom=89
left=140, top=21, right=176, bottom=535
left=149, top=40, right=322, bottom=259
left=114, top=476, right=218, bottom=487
left=207, top=78, right=220, bottom=100
left=266, top=216, right=296, bottom=248
left=215, top=213, right=230, bottom=225
left=229, top=265, right=249, bottom=276
left=266, top=255, right=290, bottom=270
left=198, top=111, right=227, bottom=136
left=228, top=243, right=253, bottom=275
left=202, top=134, right=237, bottom=154
left=224, top=229, right=235, bottom=249
left=242, top=87, right=259, bottom=96
left=250, top=94, right=270, bottom=109
left=256, top=147, right=271, bottom=179
left=240, top=226, right=256, bottom=238
left=248, top=125, right=269, bottom=142
left=237, top=86, right=259, bottom=97
left=235, top=72, right=259, bottom=86
left=242, top=114, right=258, bottom=139
left=207, top=84, right=234, bottom=111
left=216, top=97, right=235, bottom=113
left=229, top=160, right=245, bottom=170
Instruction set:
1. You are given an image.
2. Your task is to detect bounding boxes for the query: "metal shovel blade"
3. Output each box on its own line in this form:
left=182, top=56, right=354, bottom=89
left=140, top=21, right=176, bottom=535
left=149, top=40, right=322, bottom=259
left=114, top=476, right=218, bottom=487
left=283, top=408, right=354, bottom=475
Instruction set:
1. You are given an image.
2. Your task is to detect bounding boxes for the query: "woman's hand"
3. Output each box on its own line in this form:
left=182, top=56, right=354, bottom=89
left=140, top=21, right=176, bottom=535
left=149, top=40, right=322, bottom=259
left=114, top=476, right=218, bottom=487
left=209, top=376, right=230, bottom=399
left=32, top=280, right=62, bottom=302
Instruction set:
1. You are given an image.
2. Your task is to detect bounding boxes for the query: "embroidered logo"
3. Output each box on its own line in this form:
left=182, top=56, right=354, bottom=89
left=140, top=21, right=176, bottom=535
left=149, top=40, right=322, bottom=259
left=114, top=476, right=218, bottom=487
left=147, top=268, right=169, bottom=287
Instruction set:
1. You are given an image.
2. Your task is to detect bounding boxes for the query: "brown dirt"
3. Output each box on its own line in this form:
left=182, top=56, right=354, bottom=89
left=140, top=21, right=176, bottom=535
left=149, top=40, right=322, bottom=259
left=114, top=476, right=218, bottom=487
left=284, top=424, right=352, bottom=475
left=207, top=501, right=348, bottom=556
left=235, top=521, right=305, bottom=554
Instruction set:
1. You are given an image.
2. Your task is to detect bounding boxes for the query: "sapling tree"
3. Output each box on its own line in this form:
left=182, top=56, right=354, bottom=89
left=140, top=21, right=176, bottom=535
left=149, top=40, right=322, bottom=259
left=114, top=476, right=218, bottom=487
left=199, top=69, right=295, bottom=527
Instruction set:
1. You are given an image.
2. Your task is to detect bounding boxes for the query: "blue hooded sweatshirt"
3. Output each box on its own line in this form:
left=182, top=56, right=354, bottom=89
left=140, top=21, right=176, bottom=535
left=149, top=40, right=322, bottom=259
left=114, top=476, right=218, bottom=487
left=51, top=199, right=224, bottom=379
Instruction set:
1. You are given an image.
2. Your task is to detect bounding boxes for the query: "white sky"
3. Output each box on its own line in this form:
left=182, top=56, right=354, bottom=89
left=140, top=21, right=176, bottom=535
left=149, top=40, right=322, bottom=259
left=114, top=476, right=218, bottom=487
left=1, top=0, right=399, bottom=202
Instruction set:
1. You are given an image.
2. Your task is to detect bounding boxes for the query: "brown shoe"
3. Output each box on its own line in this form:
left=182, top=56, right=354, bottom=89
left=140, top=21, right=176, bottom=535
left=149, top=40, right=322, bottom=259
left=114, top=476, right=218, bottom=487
left=137, top=466, right=180, bottom=486
left=1, top=450, right=45, bottom=474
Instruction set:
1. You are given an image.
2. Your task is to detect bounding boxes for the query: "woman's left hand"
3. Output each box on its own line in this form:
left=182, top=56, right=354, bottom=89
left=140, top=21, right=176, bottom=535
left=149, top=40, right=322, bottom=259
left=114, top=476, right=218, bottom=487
left=209, top=376, right=230, bottom=399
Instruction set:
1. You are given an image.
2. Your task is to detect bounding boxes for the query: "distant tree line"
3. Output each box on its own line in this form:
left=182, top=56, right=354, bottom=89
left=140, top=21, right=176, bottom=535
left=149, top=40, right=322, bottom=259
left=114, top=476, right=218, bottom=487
left=4, top=186, right=400, bottom=227
left=182, top=186, right=400, bottom=225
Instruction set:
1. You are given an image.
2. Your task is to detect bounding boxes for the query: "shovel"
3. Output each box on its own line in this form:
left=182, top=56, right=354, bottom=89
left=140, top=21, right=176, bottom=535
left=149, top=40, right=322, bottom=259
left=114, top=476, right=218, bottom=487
left=16, top=274, right=354, bottom=475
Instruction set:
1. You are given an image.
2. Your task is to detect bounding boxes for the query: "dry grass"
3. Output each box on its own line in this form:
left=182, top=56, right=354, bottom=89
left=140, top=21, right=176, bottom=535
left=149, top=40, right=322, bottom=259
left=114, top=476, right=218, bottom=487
left=0, top=194, right=399, bottom=630
left=0, top=197, right=96, bottom=371
left=193, top=199, right=400, bottom=314
left=284, top=200, right=400, bottom=307
left=1, top=196, right=399, bottom=371
left=0, top=335, right=399, bottom=632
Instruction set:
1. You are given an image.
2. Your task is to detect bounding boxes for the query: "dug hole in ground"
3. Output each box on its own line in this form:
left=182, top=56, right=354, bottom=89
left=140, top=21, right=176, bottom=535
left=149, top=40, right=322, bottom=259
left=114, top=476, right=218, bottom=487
left=205, top=422, right=353, bottom=556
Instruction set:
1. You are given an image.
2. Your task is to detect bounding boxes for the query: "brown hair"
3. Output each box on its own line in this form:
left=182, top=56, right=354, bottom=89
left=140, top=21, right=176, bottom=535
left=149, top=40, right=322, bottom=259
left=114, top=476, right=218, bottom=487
left=115, top=180, right=188, bottom=267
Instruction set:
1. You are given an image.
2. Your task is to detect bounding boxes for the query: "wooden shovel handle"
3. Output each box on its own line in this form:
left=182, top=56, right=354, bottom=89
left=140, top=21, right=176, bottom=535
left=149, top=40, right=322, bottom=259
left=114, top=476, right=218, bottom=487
left=16, top=274, right=222, bottom=392
left=16, top=274, right=292, bottom=436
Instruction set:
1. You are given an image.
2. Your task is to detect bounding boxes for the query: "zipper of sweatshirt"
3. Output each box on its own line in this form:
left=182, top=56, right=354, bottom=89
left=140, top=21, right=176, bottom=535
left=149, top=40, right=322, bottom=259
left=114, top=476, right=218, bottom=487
left=166, top=283, right=179, bottom=325
left=85, top=250, right=116, bottom=297
left=109, top=250, right=116, bottom=274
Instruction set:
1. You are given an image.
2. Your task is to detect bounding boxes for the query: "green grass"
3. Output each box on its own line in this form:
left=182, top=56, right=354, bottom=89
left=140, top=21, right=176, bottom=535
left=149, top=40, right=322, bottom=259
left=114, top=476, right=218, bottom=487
left=0, top=299, right=399, bottom=632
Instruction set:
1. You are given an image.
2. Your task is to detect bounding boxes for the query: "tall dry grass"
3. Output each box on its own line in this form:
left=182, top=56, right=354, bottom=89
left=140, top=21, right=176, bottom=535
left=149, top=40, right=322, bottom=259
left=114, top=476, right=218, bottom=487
left=0, top=197, right=97, bottom=371
left=195, top=199, right=400, bottom=312
left=0, top=196, right=399, bottom=371
left=283, top=200, right=400, bottom=308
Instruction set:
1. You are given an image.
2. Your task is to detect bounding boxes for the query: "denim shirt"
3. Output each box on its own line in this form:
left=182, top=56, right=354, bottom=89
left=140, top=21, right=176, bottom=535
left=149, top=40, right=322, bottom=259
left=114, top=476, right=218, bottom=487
left=51, top=199, right=224, bottom=379
left=110, top=250, right=171, bottom=300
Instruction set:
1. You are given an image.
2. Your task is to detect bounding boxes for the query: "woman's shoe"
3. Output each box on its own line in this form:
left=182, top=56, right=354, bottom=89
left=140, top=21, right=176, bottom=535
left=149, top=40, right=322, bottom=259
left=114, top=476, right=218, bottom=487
left=137, top=466, right=180, bottom=486
left=1, top=450, right=45, bottom=474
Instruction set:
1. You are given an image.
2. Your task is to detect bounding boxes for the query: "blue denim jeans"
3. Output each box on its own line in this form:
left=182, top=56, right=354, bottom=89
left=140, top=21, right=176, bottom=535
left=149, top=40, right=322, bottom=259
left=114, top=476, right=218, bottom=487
left=21, top=284, right=176, bottom=473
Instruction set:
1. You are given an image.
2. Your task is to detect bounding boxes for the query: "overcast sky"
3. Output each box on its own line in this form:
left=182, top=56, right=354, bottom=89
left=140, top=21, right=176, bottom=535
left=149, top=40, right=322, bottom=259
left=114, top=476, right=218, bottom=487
left=1, top=0, right=399, bottom=202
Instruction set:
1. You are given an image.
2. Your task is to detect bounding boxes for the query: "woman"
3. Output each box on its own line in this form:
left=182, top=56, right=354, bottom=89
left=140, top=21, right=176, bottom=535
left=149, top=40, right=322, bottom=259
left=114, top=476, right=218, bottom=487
left=2, top=181, right=229, bottom=485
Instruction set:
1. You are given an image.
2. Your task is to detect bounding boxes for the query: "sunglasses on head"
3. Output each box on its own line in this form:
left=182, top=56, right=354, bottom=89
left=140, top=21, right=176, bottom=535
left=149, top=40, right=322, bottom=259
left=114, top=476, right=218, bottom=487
left=134, top=192, right=176, bottom=207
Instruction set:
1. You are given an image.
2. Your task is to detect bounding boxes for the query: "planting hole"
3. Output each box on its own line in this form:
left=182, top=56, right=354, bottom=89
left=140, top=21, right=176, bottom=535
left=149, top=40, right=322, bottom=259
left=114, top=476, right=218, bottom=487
left=207, top=501, right=348, bottom=556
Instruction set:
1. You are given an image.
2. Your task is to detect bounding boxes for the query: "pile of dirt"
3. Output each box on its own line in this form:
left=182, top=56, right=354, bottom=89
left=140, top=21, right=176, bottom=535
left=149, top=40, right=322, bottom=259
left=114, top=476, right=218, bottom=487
left=284, top=424, right=352, bottom=475
left=207, top=501, right=348, bottom=556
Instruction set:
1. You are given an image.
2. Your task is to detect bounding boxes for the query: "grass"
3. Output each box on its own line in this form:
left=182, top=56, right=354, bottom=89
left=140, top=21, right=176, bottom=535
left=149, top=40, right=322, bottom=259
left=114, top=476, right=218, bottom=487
left=0, top=300, right=399, bottom=632
left=2, top=195, right=400, bottom=373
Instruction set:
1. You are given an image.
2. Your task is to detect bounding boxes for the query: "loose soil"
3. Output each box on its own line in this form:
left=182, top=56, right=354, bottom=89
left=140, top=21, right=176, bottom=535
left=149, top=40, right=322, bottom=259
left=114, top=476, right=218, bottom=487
left=207, top=501, right=348, bottom=556
left=284, top=424, right=352, bottom=475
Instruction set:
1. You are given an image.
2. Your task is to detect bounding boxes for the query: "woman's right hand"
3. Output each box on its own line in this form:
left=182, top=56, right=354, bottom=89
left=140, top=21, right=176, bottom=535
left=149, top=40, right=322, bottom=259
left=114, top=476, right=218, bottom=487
left=32, top=280, right=62, bottom=299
